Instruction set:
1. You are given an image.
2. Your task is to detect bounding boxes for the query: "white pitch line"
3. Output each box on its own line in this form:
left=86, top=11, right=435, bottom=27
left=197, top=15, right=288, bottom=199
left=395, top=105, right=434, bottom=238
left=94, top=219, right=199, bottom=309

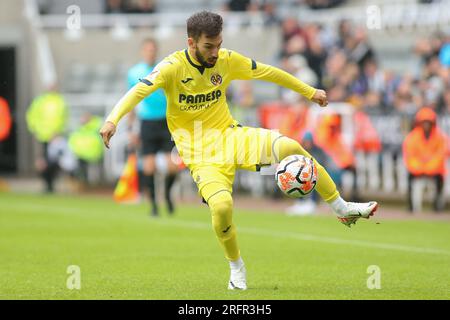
left=153, top=219, right=450, bottom=257
left=3, top=201, right=450, bottom=257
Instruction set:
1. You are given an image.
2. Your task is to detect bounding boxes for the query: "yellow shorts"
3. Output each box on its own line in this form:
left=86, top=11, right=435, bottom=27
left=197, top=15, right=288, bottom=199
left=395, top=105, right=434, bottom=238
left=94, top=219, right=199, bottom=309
left=188, top=125, right=283, bottom=201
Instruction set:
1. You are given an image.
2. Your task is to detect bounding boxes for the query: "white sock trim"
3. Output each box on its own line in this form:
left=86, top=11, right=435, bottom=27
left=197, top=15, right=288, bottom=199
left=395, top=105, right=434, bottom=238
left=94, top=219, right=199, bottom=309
left=229, top=257, right=244, bottom=270
left=329, top=196, right=347, bottom=216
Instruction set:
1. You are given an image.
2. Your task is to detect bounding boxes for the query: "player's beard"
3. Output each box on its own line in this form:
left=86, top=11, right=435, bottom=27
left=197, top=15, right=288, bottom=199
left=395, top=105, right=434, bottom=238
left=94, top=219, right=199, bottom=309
left=195, top=48, right=217, bottom=68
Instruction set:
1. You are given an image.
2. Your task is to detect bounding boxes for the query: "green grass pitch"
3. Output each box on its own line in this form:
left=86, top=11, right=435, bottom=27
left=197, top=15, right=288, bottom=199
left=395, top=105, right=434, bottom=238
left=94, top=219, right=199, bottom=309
left=1, top=192, right=449, bottom=300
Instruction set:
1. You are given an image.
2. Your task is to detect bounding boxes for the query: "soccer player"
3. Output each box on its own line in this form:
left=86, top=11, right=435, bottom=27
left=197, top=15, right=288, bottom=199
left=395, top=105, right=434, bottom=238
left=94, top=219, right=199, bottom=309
left=127, top=38, right=178, bottom=216
left=100, top=11, right=378, bottom=290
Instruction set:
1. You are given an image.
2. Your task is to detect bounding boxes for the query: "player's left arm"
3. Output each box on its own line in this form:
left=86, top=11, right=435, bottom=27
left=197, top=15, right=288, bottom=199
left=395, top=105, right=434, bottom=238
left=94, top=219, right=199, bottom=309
left=228, top=50, right=327, bottom=107
left=254, top=63, right=328, bottom=107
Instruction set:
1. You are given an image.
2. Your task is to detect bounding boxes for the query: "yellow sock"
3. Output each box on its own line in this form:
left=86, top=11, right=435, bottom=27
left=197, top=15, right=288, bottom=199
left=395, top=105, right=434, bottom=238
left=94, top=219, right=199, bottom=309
left=275, top=136, right=340, bottom=203
left=203, top=184, right=240, bottom=261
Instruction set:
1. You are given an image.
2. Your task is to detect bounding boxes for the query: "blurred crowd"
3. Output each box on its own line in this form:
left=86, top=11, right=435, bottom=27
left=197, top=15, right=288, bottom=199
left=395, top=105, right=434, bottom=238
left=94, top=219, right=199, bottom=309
left=20, top=2, right=450, bottom=212
left=103, top=0, right=347, bottom=14
left=105, top=0, right=157, bottom=14
left=229, top=16, right=450, bottom=213
left=278, top=18, right=450, bottom=115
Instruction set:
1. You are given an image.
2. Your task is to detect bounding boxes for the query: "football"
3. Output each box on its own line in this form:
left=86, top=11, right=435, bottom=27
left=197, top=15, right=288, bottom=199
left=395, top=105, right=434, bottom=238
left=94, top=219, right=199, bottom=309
left=275, top=154, right=318, bottom=198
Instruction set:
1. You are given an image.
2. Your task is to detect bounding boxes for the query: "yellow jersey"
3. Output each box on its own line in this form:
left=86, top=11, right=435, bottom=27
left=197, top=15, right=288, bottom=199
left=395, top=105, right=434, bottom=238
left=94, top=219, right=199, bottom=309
left=106, top=48, right=316, bottom=166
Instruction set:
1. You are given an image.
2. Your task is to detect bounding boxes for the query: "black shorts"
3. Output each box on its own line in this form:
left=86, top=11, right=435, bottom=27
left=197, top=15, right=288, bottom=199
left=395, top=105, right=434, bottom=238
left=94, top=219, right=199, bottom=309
left=140, top=119, right=175, bottom=155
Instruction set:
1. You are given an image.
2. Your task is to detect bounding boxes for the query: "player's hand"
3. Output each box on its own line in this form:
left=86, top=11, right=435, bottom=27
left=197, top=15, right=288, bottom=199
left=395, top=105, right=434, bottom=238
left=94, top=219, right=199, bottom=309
left=311, top=89, right=328, bottom=107
left=99, top=121, right=116, bottom=149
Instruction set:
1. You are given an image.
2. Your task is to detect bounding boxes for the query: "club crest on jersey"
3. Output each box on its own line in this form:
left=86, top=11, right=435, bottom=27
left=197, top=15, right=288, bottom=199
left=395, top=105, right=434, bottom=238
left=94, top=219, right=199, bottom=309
left=210, top=73, right=222, bottom=86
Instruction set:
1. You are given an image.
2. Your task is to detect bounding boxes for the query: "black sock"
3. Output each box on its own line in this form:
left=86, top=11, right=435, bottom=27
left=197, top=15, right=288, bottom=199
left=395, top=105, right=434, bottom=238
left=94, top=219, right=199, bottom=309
left=165, top=173, right=177, bottom=213
left=43, top=162, right=57, bottom=193
left=137, top=170, right=145, bottom=193
left=146, top=174, right=158, bottom=214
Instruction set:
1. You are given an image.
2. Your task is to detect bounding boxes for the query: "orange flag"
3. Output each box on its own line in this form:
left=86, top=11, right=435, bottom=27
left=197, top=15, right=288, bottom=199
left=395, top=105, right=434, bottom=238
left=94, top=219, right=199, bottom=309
left=114, top=154, right=139, bottom=203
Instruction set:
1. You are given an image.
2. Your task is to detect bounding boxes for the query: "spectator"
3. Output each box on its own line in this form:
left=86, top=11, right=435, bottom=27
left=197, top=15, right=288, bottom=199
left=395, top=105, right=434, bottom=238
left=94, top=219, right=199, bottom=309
left=223, top=0, right=252, bottom=12
left=303, top=24, right=327, bottom=84
left=281, top=54, right=318, bottom=104
left=438, top=90, right=450, bottom=116
left=347, top=26, right=375, bottom=67
left=105, top=0, right=125, bottom=14
left=68, top=113, right=104, bottom=186
left=314, top=113, right=360, bottom=201
left=280, top=17, right=306, bottom=58
left=362, top=59, right=386, bottom=94
left=336, top=19, right=353, bottom=49
left=363, top=91, right=385, bottom=114
left=26, top=87, right=68, bottom=193
left=40, top=135, right=78, bottom=192
left=403, top=107, right=447, bottom=212
left=262, top=2, right=280, bottom=27
left=127, top=0, right=156, bottom=14
left=392, top=77, right=418, bottom=116
left=305, top=0, right=346, bottom=9
left=285, top=131, right=327, bottom=215
left=322, top=48, right=347, bottom=88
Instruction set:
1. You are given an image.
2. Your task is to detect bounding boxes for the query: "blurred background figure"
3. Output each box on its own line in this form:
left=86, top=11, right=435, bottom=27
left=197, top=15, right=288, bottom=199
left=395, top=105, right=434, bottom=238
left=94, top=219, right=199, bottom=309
left=26, top=87, right=69, bottom=193
left=305, top=0, right=346, bottom=10
left=127, top=38, right=178, bottom=217
left=223, top=0, right=252, bottom=12
left=129, top=0, right=157, bottom=14
left=403, top=107, right=448, bottom=213
left=104, top=0, right=126, bottom=13
left=314, top=113, right=359, bottom=201
left=228, top=81, right=256, bottom=127
left=352, top=107, right=382, bottom=192
left=68, top=112, right=104, bottom=188
left=285, top=131, right=327, bottom=216
left=43, top=134, right=78, bottom=192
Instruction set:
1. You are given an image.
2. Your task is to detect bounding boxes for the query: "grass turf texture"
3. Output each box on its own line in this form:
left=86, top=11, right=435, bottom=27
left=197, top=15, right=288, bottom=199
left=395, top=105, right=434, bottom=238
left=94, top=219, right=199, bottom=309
left=1, top=192, right=449, bottom=300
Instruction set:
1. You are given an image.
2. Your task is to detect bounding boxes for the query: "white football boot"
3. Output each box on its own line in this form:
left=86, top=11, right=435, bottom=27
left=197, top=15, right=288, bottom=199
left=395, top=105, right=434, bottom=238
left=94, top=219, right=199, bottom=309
left=335, top=201, right=378, bottom=227
left=228, top=264, right=247, bottom=290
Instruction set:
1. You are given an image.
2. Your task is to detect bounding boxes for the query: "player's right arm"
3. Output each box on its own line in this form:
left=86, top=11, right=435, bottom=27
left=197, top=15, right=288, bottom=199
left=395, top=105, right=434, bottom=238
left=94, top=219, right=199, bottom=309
left=100, top=61, right=171, bottom=148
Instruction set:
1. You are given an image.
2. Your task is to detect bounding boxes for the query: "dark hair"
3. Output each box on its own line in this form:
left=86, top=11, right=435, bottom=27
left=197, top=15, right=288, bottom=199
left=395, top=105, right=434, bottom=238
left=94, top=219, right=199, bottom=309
left=187, top=11, right=223, bottom=40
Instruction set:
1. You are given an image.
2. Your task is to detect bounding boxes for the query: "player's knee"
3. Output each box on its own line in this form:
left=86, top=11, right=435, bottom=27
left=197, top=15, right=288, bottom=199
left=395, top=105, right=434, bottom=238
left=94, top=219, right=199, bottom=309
left=276, top=136, right=302, bottom=160
left=208, top=191, right=233, bottom=237
left=209, top=192, right=233, bottom=218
